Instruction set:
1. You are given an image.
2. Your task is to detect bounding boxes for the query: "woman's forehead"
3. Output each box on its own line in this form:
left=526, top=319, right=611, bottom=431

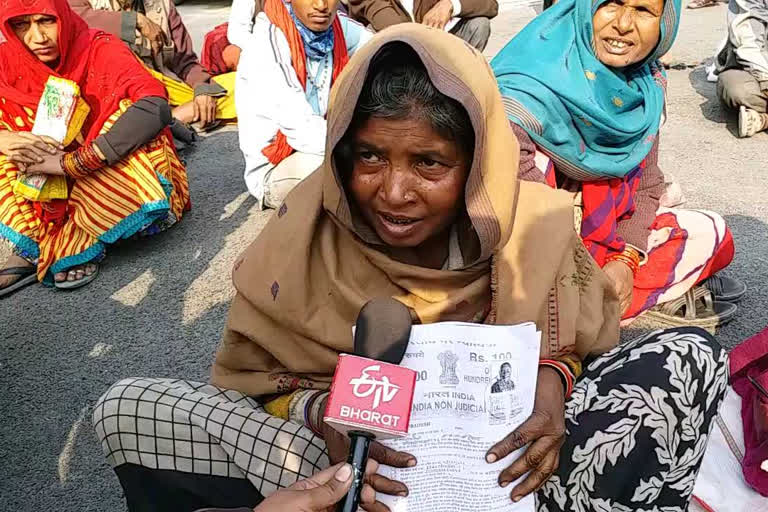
left=596, top=0, right=664, bottom=10
left=8, top=13, right=57, bottom=22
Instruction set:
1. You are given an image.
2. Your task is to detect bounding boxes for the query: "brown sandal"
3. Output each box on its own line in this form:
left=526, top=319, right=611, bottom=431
left=635, top=286, right=737, bottom=334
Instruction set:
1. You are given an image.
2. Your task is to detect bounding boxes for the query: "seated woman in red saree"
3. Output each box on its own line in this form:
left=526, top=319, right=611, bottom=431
left=0, top=0, right=189, bottom=295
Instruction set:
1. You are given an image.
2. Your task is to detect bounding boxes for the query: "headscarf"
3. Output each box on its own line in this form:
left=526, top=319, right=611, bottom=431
left=201, top=23, right=234, bottom=75
left=491, top=0, right=680, bottom=181
left=0, top=0, right=167, bottom=143
left=211, top=24, right=620, bottom=397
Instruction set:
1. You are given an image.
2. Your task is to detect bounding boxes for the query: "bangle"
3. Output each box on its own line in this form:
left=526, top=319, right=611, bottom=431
left=558, top=354, right=582, bottom=379
left=305, top=391, right=329, bottom=438
left=60, top=143, right=104, bottom=179
left=605, top=246, right=642, bottom=275
left=286, top=390, right=328, bottom=437
left=539, top=359, right=574, bottom=399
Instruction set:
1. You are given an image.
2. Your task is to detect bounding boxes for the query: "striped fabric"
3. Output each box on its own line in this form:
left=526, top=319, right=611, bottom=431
left=628, top=208, right=734, bottom=320
left=580, top=165, right=644, bottom=266
left=0, top=100, right=189, bottom=282
left=532, top=150, right=734, bottom=321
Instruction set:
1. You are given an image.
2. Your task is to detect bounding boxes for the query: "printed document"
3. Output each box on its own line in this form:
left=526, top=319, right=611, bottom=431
left=380, top=322, right=541, bottom=512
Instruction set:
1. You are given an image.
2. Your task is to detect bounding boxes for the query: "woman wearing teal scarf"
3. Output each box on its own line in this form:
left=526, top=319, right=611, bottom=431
left=493, top=0, right=744, bottom=331
left=492, top=0, right=678, bottom=179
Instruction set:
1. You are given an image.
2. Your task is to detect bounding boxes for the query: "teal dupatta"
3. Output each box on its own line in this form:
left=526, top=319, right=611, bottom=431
left=491, top=0, right=681, bottom=180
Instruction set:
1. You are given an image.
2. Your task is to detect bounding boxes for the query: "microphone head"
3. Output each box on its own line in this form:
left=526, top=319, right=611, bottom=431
left=354, top=298, right=413, bottom=364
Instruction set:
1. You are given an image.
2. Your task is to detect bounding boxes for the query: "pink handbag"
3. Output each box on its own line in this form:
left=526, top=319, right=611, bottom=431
left=730, top=327, right=768, bottom=496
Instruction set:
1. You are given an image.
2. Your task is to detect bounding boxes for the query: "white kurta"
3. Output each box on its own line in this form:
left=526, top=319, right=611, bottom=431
left=232, top=6, right=372, bottom=204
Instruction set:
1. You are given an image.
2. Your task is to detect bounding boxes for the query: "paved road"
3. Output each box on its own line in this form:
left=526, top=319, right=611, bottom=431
left=1, top=2, right=766, bottom=510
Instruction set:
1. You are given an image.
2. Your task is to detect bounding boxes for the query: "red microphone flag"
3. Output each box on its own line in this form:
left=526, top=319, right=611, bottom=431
left=324, top=355, right=416, bottom=439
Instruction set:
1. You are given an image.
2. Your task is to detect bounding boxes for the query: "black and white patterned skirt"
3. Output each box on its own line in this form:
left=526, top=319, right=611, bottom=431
left=92, top=327, right=728, bottom=512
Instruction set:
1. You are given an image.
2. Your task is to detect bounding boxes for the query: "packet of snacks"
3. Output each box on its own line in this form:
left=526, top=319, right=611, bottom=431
left=13, top=76, right=91, bottom=202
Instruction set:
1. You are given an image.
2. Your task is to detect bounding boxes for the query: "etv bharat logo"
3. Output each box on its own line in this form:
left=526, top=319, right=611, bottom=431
left=350, top=365, right=400, bottom=409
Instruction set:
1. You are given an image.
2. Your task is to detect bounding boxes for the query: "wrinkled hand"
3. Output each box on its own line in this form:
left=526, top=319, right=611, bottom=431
left=324, top=423, right=416, bottom=512
left=421, top=0, right=454, bottom=29
left=137, top=13, right=167, bottom=56
left=603, top=260, right=634, bottom=315
left=192, top=94, right=217, bottom=127
left=254, top=461, right=378, bottom=512
left=0, top=131, right=63, bottom=171
left=486, top=366, right=565, bottom=503
left=0, top=130, right=64, bottom=171
left=25, top=149, right=66, bottom=175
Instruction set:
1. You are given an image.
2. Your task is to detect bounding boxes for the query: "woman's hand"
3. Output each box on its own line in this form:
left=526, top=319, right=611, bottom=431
left=603, top=259, right=634, bottom=315
left=25, top=150, right=66, bottom=175
left=324, top=422, right=416, bottom=511
left=254, top=461, right=378, bottom=512
left=136, top=13, right=167, bottom=56
left=0, top=131, right=63, bottom=170
left=421, top=0, right=454, bottom=29
left=486, top=366, right=565, bottom=503
left=193, top=94, right=217, bottom=127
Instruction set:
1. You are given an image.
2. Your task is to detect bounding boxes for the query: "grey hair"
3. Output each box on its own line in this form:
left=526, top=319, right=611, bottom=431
left=339, top=42, right=475, bottom=159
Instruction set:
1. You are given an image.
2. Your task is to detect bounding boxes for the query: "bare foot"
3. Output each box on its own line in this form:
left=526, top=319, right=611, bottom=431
left=54, top=263, right=98, bottom=284
left=0, top=254, right=35, bottom=289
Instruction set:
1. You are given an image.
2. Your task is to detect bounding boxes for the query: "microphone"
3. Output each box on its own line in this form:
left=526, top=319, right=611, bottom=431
left=324, top=298, right=416, bottom=512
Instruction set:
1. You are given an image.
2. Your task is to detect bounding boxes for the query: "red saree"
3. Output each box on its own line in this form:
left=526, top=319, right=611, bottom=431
left=0, top=0, right=189, bottom=282
left=0, top=0, right=167, bottom=142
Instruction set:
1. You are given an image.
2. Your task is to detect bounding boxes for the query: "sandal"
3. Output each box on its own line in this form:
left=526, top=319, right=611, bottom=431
left=0, top=265, right=37, bottom=298
left=700, top=274, right=747, bottom=303
left=640, top=286, right=737, bottom=334
left=54, top=263, right=99, bottom=290
left=687, top=0, right=717, bottom=8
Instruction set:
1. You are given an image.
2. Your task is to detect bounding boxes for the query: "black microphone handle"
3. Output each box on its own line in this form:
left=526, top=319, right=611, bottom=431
left=336, top=431, right=375, bottom=512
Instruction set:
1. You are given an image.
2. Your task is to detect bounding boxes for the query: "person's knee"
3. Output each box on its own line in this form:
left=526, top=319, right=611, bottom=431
left=95, top=378, right=140, bottom=408
left=92, top=377, right=149, bottom=438
left=460, top=17, right=491, bottom=51
left=660, top=327, right=728, bottom=387
left=717, top=71, right=767, bottom=112
left=265, top=177, right=302, bottom=209
left=468, top=16, right=491, bottom=40
left=264, top=152, right=324, bottom=208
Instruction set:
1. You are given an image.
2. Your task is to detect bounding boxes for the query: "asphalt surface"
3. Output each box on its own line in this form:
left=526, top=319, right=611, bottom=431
left=1, top=2, right=766, bottom=510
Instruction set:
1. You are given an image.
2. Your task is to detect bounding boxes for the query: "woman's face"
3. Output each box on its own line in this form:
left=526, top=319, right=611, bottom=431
left=592, top=0, right=664, bottom=68
left=348, top=115, right=471, bottom=250
left=8, top=14, right=60, bottom=65
left=501, top=365, right=511, bottom=380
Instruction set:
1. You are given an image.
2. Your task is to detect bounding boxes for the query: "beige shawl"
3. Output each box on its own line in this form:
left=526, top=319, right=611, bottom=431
left=211, top=24, right=620, bottom=397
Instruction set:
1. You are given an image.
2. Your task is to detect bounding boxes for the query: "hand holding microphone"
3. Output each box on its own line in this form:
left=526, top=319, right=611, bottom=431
left=322, top=429, right=416, bottom=508
left=254, top=461, right=379, bottom=512
left=322, top=298, right=419, bottom=512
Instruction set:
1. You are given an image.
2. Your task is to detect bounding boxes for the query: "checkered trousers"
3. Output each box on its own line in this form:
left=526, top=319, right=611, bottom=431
left=92, top=378, right=329, bottom=496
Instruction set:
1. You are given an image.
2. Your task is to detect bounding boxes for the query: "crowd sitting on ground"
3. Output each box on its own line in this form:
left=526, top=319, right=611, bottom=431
left=0, top=0, right=765, bottom=508
left=70, top=0, right=237, bottom=136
